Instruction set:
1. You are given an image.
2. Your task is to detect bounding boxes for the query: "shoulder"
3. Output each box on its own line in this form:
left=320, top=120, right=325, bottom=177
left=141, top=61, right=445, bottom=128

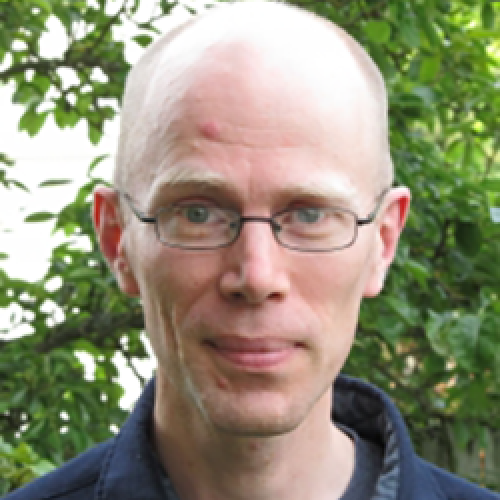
left=3, top=439, right=113, bottom=500
left=418, top=458, right=500, bottom=500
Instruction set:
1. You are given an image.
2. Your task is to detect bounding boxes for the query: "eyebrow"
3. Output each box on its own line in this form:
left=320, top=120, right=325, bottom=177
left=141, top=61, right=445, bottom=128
left=146, top=164, right=360, bottom=212
left=279, top=177, right=360, bottom=209
left=146, top=165, right=232, bottom=210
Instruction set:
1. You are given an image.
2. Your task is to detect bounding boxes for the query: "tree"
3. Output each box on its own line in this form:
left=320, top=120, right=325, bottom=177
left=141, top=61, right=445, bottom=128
left=1, top=0, right=499, bottom=494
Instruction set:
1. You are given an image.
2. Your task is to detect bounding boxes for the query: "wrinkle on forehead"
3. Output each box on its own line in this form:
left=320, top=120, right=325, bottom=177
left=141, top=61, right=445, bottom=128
left=114, top=1, right=393, bottom=196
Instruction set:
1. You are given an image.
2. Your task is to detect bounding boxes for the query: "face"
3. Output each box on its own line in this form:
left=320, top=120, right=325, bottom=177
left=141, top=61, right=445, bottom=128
left=116, top=42, right=392, bottom=437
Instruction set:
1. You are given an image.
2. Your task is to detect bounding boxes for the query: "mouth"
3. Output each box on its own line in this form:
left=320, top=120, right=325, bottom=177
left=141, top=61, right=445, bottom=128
left=204, top=337, right=303, bottom=370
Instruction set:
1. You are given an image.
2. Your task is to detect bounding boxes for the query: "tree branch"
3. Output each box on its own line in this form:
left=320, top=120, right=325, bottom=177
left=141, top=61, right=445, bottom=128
left=431, top=218, right=451, bottom=262
left=35, top=308, right=144, bottom=353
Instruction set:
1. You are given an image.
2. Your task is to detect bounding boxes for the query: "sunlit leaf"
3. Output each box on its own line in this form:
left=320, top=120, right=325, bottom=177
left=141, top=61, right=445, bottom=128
left=18, top=110, right=49, bottom=137
left=364, top=20, right=391, bottom=44
left=24, top=212, right=55, bottom=223
left=88, top=154, right=109, bottom=175
left=38, top=179, right=72, bottom=188
left=419, top=57, right=441, bottom=82
left=88, top=125, right=102, bottom=145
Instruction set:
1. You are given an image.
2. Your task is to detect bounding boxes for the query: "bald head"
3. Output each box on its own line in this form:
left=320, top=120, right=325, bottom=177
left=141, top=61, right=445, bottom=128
left=114, top=1, right=393, bottom=195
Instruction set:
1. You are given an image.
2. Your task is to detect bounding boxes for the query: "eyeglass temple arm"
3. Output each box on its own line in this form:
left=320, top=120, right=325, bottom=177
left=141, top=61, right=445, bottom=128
left=118, top=190, right=156, bottom=224
left=356, top=187, right=391, bottom=226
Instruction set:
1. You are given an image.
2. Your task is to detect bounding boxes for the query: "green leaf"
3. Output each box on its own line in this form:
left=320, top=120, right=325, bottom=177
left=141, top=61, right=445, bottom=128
left=38, top=179, right=72, bottom=188
left=411, top=86, right=435, bottom=105
left=385, top=296, right=418, bottom=326
left=364, top=20, right=391, bottom=45
left=11, top=180, right=29, bottom=192
left=414, top=6, right=441, bottom=46
left=19, top=110, right=49, bottom=137
left=401, top=20, right=420, bottom=48
left=405, top=259, right=430, bottom=288
left=31, top=0, right=52, bottom=13
left=54, top=108, right=70, bottom=129
left=88, top=154, right=109, bottom=175
left=76, top=94, right=92, bottom=114
left=481, top=178, right=500, bottom=192
left=467, top=28, right=498, bottom=39
left=13, top=84, right=37, bottom=105
left=63, top=222, right=79, bottom=236
left=425, top=311, right=449, bottom=357
left=481, top=3, right=495, bottom=30
left=28, top=460, right=55, bottom=477
left=67, top=110, right=80, bottom=128
left=426, top=311, right=481, bottom=366
left=419, top=57, right=440, bottom=83
left=448, top=314, right=481, bottom=369
left=132, top=34, right=153, bottom=48
left=88, top=125, right=102, bottom=145
left=454, top=221, right=482, bottom=256
left=67, top=268, right=99, bottom=280
left=0, top=153, right=15, bottom=167
left=24, top=211, right=55, bottom=223
left=32, top=76, right=51, bottom=96
left=453, top=420, right=472, bottom=450
left=10, top=388, right=28, bottom=406
left=0, top=436, right=13, bottom=454
left=0, top=252, right=8, bottom=260
left=23, top=419, right=45, bottom=440
left=129, top=0, right=141, bottom=14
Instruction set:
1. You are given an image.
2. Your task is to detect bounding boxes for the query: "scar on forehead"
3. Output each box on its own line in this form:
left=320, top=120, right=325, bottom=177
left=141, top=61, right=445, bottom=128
left=198, top=121, right=220, bottom=140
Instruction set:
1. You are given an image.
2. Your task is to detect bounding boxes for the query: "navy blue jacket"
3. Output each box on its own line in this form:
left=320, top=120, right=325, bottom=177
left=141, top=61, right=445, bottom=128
left=4, top=375, right=499, bottom=499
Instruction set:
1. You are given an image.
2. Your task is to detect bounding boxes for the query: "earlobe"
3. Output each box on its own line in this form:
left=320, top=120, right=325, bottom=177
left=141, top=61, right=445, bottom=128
left=93, top=186, right=140, bottom=297
left=363, top=186, right=411, bottom=298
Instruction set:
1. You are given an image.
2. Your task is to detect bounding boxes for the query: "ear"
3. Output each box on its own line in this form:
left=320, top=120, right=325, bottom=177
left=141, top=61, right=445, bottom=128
left=93, top=186, right=140, bottom=297
left=363, top=186, right=411, bottom=298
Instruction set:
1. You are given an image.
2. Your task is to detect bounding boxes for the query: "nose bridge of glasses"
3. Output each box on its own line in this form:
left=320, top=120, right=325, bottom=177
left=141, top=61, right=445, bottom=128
left=237, top=215, right=282, bottom=233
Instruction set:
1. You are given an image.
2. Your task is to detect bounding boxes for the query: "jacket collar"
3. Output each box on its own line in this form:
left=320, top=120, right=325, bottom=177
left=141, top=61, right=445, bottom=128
left=96, top=378, right=172, bottom=499
left=96, top=375, right=445, bottom=500
left=334, top=375, right=446, bottom=500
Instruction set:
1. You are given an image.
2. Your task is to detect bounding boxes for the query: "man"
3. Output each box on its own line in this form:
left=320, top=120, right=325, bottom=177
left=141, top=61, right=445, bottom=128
left=6, top=2, right=499, bottom=499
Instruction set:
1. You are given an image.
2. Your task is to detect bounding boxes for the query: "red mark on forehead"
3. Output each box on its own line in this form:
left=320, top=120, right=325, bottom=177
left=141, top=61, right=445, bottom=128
left=199, top=121, right=220, bottom=140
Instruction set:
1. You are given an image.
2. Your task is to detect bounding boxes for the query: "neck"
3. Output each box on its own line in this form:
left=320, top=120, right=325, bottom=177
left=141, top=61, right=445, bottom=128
left=153, top=375, right=355, bottom=500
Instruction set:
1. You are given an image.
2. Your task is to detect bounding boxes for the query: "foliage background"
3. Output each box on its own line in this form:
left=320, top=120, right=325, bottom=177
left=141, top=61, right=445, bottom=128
left=1, top=0, right=499, bottom=494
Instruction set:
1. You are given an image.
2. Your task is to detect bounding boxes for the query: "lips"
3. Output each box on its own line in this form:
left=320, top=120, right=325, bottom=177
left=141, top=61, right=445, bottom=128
left=204, top=337, right=301, bottom=370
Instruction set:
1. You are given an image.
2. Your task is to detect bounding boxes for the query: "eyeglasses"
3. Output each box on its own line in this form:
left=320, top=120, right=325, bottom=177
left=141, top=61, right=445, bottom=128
left=118, top=188, right=389, bottom=252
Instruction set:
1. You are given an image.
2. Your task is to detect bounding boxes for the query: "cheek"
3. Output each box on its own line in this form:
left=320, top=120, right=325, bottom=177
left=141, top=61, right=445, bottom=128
left=296, top=251, right=369, bottom=311
left=294, top=250, right=374, bottom=352
left=132, top=245, right=220, bottom=353
left=160, top=253, right=221, bottom=328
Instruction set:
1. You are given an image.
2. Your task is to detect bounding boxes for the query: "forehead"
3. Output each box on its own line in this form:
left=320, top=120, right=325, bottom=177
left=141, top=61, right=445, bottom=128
left=123, top=13, right=386, bottom=202
left=142, top=58, right=377, bottom=196
left=166, top=31, right=375, bottom=136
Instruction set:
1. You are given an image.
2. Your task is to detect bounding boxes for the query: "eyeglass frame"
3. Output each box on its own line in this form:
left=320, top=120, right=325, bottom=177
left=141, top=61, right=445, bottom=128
left=116, top=187, right=390, bottom=253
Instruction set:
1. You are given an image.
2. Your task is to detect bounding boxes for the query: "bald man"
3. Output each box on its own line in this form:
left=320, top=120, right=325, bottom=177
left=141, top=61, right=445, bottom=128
left=6, top=2, right=499, bottom=499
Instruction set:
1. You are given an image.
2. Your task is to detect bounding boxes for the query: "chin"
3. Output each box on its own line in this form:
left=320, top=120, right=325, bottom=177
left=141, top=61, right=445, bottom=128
left=199, top=388, right=315, bottom=437
left=212, top=411, right=302, bottom=438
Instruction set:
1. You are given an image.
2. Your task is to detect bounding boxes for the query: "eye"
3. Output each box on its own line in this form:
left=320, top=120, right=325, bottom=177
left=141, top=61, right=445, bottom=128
left=295, top=207, right=322, bottom=224
left=183, top=204, right=211, bottom=224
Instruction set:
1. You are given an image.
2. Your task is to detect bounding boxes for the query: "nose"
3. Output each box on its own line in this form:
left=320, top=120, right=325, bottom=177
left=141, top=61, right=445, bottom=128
left=219, top=218, right=290, bottom=305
